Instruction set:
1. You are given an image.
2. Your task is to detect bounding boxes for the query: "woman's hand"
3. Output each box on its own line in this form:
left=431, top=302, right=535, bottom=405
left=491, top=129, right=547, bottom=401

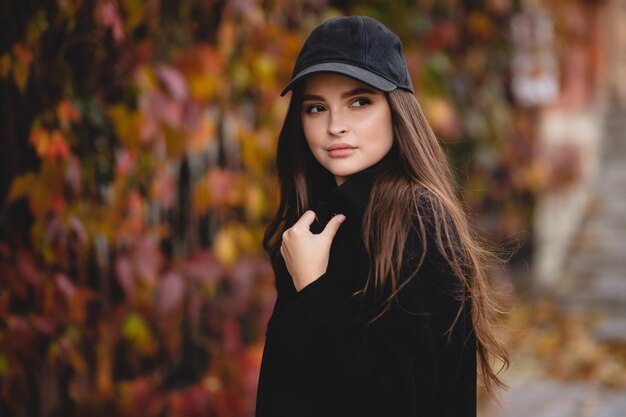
left=280, top=210, right=346, bottom=292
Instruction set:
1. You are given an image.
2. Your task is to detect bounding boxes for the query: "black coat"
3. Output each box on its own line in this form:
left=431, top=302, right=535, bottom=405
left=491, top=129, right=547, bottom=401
left=255, top=165, right=476, bottom=417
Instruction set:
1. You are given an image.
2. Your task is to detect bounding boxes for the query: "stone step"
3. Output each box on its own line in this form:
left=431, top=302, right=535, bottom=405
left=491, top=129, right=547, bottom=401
left=555, top=290, right=626, bottom=315
left=564, top=253, right=626, bottom=272
left=593, top=314, right=626, bottom=343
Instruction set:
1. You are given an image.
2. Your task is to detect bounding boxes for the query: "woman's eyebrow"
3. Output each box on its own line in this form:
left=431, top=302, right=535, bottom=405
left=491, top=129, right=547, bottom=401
left=302, top=93, right=324, bottom=101
left=302, top=87, right=378, bottom=101
left=340, top=87, right=377, bottom=98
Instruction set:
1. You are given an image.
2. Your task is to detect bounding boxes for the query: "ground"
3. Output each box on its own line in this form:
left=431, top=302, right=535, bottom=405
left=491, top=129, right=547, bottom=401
left=479, top=108, right=626, bottom=416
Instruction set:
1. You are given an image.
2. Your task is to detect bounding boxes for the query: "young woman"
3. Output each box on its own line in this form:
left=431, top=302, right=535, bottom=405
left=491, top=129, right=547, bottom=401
left=255, top=16, right=509, bottom=417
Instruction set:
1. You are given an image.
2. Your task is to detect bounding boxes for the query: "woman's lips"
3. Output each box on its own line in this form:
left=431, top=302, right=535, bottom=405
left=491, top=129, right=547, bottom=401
left=327, top=145, right=356, bottom=158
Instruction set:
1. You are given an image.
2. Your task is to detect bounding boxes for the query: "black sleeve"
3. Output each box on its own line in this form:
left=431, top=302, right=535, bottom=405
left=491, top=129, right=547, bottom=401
left=265, top=205, right=475, bottom=417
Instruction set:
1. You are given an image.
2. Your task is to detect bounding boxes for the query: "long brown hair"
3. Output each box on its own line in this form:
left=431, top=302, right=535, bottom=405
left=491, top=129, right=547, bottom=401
left=263, top=84, right=509, bottom=398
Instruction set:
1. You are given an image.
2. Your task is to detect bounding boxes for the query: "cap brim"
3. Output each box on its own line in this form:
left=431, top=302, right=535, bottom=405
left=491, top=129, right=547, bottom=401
left=280, top=62, right=397, bottom=96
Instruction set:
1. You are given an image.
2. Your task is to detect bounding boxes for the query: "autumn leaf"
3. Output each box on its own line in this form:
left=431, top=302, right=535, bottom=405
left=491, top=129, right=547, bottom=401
left=213, top=227, right=238, bottom=266
left=122, top=313, right=156, bottom=355
left=244, top=181, right=266, bottom=222
left=12, top=44, right=33, bottom=91
left=133, top=236, right=162, bottom=287
left=115, top=256, right=136, bottom=297
left=115, top=148, right=137, bottom=176
left=155, top=64, right=188, bottom=101
left=120, top=0, right=146, bottom=34
left=95, top=1, right=125, bottom=42
left=175, top=45, right=225, bottom=101
left=65, top=156, right=82, bottom=195
left=206, top=168, right=236, bottom=208
left=0, top=53, right=11, bottom=78
left=157, top=271, right=185, bottom=315
left=109, top=105, right=142, bottom=149
left=55, top=273, right=77, bottom=300
left=185, top=108, right=217, bottom=152
left=25, top=9, right=49, bottom=45
left=252, top=54, right=278, bottom=91
left=192, top=178, right=212, bottom=215
left=423, top=96, right=460, bottom=141
left=468, top=11, right=495, bottom=40
left=48, top=131, right=70, bottom=160
left=7, top=172, right=37, bottom=204
left=57, top=99, right=81, bottom=129
left=150, top=165, right=176, bottom=209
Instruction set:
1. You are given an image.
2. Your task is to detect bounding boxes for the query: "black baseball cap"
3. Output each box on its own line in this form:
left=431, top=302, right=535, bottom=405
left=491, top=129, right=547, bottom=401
left=280, top=15, right=414, bottom=96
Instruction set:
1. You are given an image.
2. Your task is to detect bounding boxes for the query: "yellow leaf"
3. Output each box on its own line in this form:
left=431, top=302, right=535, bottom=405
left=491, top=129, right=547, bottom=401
left=244, top=182, right=266, bottom=222
left=253, top=54, right=277, bottom=90
left=213, top=228, right=238, bottom=266
left=163, top=125, right=185, bottom=159
left=120, top=0, right=145, bottom=33
left=0, top=54, right=11, bottom=78
left=108, top=105, right=142, bottom=149
left=231, top=61, right=251, bottom=90
left=232, top=223, right=255, bottom=252
left=122, top=313, right=156, bottom=355
left=188, top=73, right=220, bottom=101
left=8, top=172, right=37, bottom=203
left=192, top=179, right=211, bottom=215
left=135, top=65, right=157, bottom=91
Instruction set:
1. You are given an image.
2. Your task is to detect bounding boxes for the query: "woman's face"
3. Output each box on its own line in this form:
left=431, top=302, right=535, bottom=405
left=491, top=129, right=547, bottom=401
left=301, top=73, right=394, bottom=186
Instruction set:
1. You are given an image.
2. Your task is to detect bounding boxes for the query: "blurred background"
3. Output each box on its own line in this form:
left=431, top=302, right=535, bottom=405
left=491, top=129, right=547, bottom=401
left=1, top=0, right=625, bottom=416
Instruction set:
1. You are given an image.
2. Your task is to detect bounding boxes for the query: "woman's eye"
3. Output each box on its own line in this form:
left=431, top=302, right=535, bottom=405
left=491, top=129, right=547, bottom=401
left=351, top=98, right=371, bottom=107
left=304, top=105, right=325, bottom=114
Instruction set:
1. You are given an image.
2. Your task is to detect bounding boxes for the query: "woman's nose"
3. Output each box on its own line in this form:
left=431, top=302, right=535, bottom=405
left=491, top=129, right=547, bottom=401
left=328, top=115, right=349, bottom=136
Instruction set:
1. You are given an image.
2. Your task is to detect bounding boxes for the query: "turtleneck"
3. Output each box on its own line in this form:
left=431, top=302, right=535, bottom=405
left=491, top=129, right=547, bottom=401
left=310, top=150, right=393, bottom=234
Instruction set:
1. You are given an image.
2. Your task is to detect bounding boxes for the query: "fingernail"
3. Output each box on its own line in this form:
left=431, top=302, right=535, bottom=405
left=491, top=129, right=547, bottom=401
left=336, top=214, right=346, bottom=223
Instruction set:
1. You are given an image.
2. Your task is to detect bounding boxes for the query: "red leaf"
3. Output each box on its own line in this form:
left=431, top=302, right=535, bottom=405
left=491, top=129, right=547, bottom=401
left=151, top=166, right=176, bottom=208
left=96, top=1, right=125, bottom=42
left=65, top=156, right=82, bottom=195
left=48, top=130, right=70, bottom=159
left=55, top=272, right=76, bottom=299
left=32, top=314, right=55, bottom=336
left=115, top=149, right=137, bottom=176
left=57, top=99, right=81, bottom=129
left=157, top=271, right=185, bottom=315
left=115, top=256, right=135, bottom=297
left=134, top=237, right=161, bottom=287
left=206, top=168, right=235, bottom=207
left=68, top=215, right=87, bottom=244
left=17, top=250, right=40, bottom=286
left=184, top=250, right=223, bottom=284
left=155, top=64, right=188, bottom=101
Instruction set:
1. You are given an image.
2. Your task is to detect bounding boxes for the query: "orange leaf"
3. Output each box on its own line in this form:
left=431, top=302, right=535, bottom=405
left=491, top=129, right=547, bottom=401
left=48, top=131, right=70, bottom=159
left=12, top=44, right=33, bottom=91
left=0, top=53, right=11, bottom=78
left=57, top=99, right=81, bottom=129
left=29, top=128, right=50, bottom=157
